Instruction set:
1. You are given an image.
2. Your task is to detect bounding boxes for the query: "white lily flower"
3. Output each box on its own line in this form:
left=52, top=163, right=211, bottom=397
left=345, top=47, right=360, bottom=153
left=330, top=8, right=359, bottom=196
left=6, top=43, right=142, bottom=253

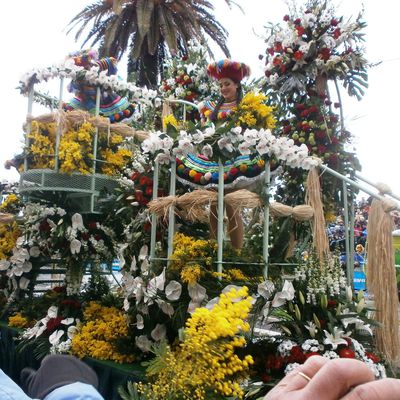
left=47, top=306, right=58, bottom=319
left=157, top=299, right=175, bottom=317
left=165, top=280, right=182, bottom=301
left=71, top=213, right=85, bottom=231
left=19, top=276, right=30, bottom=290
left=258, top=280, right=275, bottom=299
left=138, top=245, right=148, bottom=261
left=61, top=318, right=74, bottom=326
left=272, top=280, right=295, bottom=307
left=151, top=324, right=167, bottom=341
left=136, top=314, right=144, bottom=330
left=323, top=327, right=349, bottom=350
left=0, top=260, right=10, bottom=271
left=29, top=246, right=41, bottom=258
left=67, top=325, right=79, bottom=340
left=70, top=239, right=82, bottom=255
left=49, top=330, right=65, bottom=346
left=305, top=321, right=318, bottom=338
left=188, top=283, right=207, bottom=304
left=135, top=335, right=152, bottom=352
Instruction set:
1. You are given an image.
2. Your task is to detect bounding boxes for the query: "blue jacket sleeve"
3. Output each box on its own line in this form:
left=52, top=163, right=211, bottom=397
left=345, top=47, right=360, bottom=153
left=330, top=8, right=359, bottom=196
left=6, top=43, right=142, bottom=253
left=0, top=369, right=34, bottom=400
left=43, top=382, right=104, bottom=400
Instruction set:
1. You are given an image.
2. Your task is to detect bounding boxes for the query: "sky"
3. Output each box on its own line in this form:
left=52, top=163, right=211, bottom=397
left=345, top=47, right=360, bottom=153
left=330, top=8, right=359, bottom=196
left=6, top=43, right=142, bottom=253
left=1, top=0, right=399, bottom=199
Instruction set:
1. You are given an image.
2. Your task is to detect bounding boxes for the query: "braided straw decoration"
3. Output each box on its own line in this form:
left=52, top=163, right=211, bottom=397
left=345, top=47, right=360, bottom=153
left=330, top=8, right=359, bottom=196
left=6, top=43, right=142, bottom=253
left=27, top=110, right=149, bottom=141
left=148, top=189, right=314, bottom=224
left=305, top=167, right=329, bottom=264
left=224, top=189, right=263, bottom=209
left=147, top=196, right=178, bottom=221
left=366, top=198, right=400, bottom=366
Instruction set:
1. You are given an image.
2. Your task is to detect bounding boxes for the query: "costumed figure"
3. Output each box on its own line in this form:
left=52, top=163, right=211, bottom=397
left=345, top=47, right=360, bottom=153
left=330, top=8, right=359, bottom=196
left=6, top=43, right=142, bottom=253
left=64, top=49, right=135, bottom=123
left=176, top=60, right=269, bottom=250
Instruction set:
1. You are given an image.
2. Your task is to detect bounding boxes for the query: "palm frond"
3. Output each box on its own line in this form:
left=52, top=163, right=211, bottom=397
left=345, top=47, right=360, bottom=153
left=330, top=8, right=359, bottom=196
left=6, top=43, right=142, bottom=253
left=136, top=0, right=155, bottom=38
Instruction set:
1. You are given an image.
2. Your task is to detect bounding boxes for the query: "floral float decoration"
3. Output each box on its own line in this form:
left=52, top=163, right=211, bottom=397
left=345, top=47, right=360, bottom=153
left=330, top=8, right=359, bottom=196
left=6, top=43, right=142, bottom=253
left=263, top=1, right=368, bottom=99
left=159, top=40, right=219, bottom=104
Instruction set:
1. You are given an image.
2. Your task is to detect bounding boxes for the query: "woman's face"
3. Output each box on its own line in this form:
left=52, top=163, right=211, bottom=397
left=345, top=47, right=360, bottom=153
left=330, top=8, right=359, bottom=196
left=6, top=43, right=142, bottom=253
left=219, top=78, right=238, bottom=102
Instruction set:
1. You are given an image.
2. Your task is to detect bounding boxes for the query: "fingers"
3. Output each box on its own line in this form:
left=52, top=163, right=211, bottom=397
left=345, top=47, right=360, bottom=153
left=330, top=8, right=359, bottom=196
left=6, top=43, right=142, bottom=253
left=302, top=358, right=375, bottom=400
left=264, top=356, right=329, bottom=399
left=340, top=378, right=400, bottom=400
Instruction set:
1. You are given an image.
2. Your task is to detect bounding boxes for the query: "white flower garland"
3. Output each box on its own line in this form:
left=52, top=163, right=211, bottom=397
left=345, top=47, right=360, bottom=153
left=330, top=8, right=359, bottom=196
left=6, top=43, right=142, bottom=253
left=19, top=59, right=158, bottom=104
left=142, top=125, right=320, bottom=170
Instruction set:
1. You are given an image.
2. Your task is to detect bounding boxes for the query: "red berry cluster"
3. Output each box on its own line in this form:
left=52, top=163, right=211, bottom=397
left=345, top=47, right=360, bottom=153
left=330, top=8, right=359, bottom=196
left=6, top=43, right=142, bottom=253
left=280, top=95, right=349, bottom=168
left=130, top=172, right=165, bottom=206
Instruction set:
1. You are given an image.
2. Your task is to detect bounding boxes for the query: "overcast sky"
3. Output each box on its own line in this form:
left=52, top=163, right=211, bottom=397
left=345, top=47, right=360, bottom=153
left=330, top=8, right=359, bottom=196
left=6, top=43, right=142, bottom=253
left=1, top=0, right=399, bottom=199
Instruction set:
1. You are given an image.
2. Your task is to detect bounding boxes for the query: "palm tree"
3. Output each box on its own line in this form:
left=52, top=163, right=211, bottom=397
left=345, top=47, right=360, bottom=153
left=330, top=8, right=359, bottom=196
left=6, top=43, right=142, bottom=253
left=68, top=0, right=237, bottom=88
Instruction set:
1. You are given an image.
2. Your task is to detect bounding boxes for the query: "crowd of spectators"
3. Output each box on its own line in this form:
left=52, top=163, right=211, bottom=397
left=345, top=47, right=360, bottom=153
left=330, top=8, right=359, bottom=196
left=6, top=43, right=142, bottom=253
left=327, top=197, right=400, bottom=265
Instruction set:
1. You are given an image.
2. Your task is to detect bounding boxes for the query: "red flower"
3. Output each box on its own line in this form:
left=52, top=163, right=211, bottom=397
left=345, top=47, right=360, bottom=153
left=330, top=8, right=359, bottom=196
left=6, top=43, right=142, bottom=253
left=300, top=109, right=311, bottom=118
left=274, top=42, right=283, bottom=52
left=81, top=232, right=90, bottom=241
left=131, top=172, right=140, bottom=181
left=88, top=222, right=97, bottom=230
left=135, top=190, right=144, bottom=204
left=294, top=50, right=304, bottom=60
left=319, top=48, right=331, bottom=61
left=145, top=187, right=153, bottom=197
left=331, top=18, right=339, bottom=26
left=327, top=299, right=337, bottom=308
left=139, top=176, right=148, bottom=186
left=365, top=351, right=380, bottom=363
left=294, top=18, right=301, bottom=25
left=273, top=56, right=283, bottom=66
left=267, top=47, right=275, bottom=56
left=289, top=346, right=306, bottom=363
left=339, top=348, right=356, bottom=359
left=283, top=14, right=290, bottom=22
left=283, top=125, right=292, bottom=134
left=39, top=219, right=51, bottom=232
left=333, top=28, right=341, bottom=39
left=143, top=221, right=151, bottom=232
left=315, top=130, right=326, bottom=139
left=294, top=103, right=306, bottom=111
left=46, top=317, right=63, bottom=333
left=296, top=25, right=305, bottom=36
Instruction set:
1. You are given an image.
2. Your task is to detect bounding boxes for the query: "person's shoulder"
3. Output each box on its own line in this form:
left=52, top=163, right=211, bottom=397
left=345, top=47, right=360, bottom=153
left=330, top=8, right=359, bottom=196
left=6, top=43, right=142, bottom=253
left=43, top=382, right=104, bottom=400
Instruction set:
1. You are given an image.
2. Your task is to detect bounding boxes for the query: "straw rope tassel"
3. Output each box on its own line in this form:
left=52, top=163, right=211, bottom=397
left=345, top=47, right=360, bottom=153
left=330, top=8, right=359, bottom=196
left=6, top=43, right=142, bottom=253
left=305, top=167, right=329, bottom=264
left=366, top=198, right=400, bottom=365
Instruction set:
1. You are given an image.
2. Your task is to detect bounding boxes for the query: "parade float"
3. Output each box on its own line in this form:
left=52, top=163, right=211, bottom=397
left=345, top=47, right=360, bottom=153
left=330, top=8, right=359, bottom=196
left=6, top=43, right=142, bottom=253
left=1, top=1, right=399, bottom=399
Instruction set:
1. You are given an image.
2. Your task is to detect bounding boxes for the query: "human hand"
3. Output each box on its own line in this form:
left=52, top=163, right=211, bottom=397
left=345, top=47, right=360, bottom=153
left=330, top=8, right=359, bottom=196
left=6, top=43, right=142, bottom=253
left=264, top=356, right=400, bottom=400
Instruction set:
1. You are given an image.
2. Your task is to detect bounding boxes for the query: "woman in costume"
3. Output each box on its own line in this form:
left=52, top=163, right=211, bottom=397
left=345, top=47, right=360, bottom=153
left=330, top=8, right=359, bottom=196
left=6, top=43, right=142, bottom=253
left=64, top=49, right=136, bottom=123
left=176, top=59, right=268, bottom=249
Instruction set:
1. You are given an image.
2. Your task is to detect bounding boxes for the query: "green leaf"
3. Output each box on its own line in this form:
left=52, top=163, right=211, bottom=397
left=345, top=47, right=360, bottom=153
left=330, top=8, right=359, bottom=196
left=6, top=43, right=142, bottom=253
left=136, top=0, right=155, bottom=38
